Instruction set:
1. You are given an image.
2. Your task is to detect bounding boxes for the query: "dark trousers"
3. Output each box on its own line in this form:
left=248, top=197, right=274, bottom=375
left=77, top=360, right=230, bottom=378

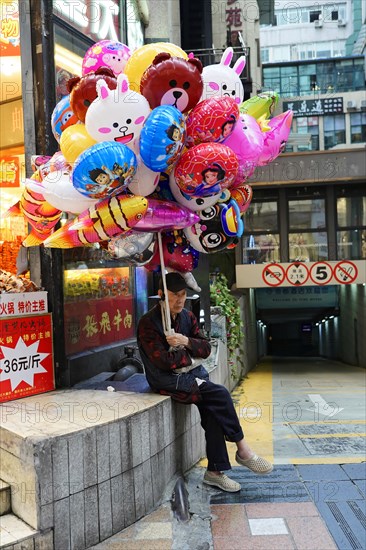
left=195, top=380, right=244, bottom=471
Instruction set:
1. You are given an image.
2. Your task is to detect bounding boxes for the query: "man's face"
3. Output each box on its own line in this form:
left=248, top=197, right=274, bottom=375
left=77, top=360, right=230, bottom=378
left=166, top=289, right=187, bottom=315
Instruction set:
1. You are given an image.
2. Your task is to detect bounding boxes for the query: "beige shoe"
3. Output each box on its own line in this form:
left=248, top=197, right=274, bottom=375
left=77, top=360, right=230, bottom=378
left=203, top=471, right=241, bottom=492
left=235, top=452, right=273, bottom=474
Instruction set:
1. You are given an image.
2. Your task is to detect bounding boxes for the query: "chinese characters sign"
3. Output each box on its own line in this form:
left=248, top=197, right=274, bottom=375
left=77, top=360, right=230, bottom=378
left=0, top=156, right=20, bottom=187
left=53, top=0, right=120, bottom=42
left=64, top=295, right=134, bottom=355
left=0, top=314, right=54, bottom=402
left=0, top=0, right=20, bottom=56
left=0, top=292, right=48, bottom=318
left=283, top=98, right=344, bottom=117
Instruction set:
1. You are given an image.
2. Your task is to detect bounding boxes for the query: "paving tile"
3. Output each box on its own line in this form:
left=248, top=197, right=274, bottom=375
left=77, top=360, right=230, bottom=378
left=249, top=517, right=288, bottom=535
left=210, top=481, right=310, bottom=504
left=231, top=464, right=300, bottom=482
left=341, top=463, right=366, bottom=480
left=286, top=516, right=337, bottom=549
left=213, top=534, right=294, bottom=549
left=245, top=501, right=320, bottom=518
left=211, top=504, right=249, bottom=537
left=140, top=505, right=172, bottom=523
left=94, top=539, right=172, bottom=550
left=305, top=480, right=364, bottom=502
left=315, top=500, right=366, bottom=550
left=297, top=464, right=349, bottom=481
left=135, top=522, right=172, bottom=539
left=353, top=478, right=366, bottom=497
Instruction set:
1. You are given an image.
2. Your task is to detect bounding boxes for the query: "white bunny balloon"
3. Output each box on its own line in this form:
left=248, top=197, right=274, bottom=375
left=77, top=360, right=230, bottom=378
left=200, top=47, right=246, bottom=104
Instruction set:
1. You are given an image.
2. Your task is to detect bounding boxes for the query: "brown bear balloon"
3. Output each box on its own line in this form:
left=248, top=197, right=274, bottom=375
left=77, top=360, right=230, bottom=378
left=67, top=67, right=117, bottom=123
left=140, top=53, right=203, bottom=113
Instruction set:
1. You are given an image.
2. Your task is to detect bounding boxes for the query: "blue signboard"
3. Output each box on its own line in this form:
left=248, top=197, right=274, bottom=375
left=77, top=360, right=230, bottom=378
left=255, top=285, right=339, bottom=309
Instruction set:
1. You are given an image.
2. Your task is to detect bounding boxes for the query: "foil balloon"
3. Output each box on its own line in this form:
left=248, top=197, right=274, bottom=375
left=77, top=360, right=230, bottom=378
left=145, top=232, right=199, bottom=273
left=201, top=47, right=246, bottom=104
left=72, top=141, right=137, bottom=199
left=239, top=90, right=279, bottom=119
left=127, top=155, right=160, bottom=197
left=185, top=96, right=240, bottom=147
left=51, top=95, right=79, bottom=143
left=60, top=124, right=97, bottom=164
left=257, top=110, right=293, bottom=166
left=124, top=42, right=188, bottom=91
left=184, top=199, right=244, bottom=254
left=140, top=53, right=203, bottom=113
left=134, top=199, right=199, bottom=232
left=139, top=105, right=186, bottom=171
left=43, top=194, right=148, bottom=248
left=85, top=73, right=150, bottom=154
left=5, top=183, right=62, bottom=247
left=25, top=171, right=98, bottom=214
left=169, top=171, right=222, bottom=212
left=68, top=67, right=117, bottom=123
left=230, top=184, right=253, bottom=213
left=174, top=142, right=239, bottom=198
left=82, top=39, right=131, bottom=76
left=224, top=113, right=264, bottom=183
left=108, top=231, right=156, bottom=265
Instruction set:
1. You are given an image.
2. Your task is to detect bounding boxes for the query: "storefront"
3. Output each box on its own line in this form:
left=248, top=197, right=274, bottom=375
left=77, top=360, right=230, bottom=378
left=0, top=0, right=149, bottom=392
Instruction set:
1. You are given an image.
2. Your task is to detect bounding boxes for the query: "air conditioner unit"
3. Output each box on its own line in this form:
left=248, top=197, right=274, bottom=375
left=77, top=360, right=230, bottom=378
left=361, top=100, right=366, bottom=110
left=347, top=100, right=357, bottom=110
left=314, top=19, right=323, bottom=28
left=337, top=19, right=346, bottom=26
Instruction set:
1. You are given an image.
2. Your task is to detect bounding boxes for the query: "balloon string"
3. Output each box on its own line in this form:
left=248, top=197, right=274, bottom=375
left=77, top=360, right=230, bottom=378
left=157, top=232, right=172, bottom=334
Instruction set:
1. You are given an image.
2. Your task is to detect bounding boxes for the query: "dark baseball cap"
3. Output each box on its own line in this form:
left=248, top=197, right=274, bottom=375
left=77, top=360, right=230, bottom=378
left=159, top=272, right=188, bottom=292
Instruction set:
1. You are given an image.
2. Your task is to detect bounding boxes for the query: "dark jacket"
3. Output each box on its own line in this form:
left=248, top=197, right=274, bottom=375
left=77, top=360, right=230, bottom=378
left=137, top=304, right=211, bottom=401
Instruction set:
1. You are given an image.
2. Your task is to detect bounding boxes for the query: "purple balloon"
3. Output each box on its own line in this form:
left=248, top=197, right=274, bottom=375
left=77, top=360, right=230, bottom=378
left=134, top=199, right=199, bottom=232
left=257, top=110, right=293, bottom=166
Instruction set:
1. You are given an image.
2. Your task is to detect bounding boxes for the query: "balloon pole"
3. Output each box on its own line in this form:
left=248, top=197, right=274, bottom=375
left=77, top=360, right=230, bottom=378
left=157, top=232, right=172, bottom=334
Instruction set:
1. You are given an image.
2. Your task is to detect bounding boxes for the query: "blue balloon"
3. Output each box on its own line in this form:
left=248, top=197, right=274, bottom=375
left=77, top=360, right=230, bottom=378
left=72, top=142, right=137, bottom=199
left=139, top=105, right=186, bottom=172
left=51, top=95, right=79, bottom=143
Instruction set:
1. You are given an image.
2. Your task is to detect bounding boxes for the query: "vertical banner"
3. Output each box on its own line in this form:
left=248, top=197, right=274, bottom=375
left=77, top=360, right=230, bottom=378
left=0, top=313, right=55, bottom=402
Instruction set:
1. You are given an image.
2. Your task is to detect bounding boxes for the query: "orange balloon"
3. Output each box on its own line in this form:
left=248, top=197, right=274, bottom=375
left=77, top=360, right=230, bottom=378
left=124, top=42, right=188, bottom=91
left=60, top=124, right=96, bottom=164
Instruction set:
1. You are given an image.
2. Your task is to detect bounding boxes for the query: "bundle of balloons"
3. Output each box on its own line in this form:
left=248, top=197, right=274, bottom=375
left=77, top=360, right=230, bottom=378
left=9, top=39, right=293, bottom=289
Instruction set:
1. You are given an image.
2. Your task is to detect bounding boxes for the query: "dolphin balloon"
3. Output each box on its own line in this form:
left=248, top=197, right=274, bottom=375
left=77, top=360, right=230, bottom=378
left=134, top=199, right=199, bottom=232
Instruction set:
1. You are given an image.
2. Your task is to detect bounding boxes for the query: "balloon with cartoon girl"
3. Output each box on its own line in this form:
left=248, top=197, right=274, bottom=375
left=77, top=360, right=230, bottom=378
left=174, top=142, right=238, bottom=198
left=139, top=105, right=186, bottom=171
left=185, top=96, right=239, bottom=147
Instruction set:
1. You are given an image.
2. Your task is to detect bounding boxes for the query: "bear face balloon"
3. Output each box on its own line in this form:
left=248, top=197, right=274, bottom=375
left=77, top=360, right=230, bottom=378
left=184, top=199, right=243, bottom=254
left=85, top=73, right=151, bottom=154
left=68, top=67, right=117, bottom=123
left=140, top=53, right=203, bottom=113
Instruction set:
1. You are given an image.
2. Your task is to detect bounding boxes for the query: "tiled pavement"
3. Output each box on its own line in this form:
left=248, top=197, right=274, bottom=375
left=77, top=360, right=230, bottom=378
left=93, top=462, right=366, bottom=550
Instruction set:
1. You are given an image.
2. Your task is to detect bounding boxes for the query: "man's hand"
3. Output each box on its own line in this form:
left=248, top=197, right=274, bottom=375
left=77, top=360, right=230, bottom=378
left=166, top=333, right=190, bottom=348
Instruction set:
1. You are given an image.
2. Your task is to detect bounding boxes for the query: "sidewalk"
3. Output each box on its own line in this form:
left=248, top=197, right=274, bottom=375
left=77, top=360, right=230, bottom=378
left=92, top=461, right=366, bottom=550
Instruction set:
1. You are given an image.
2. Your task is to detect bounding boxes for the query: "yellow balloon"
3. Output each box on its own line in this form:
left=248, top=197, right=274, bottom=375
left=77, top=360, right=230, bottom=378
left=124, top=42, right=188, bottom=91
left=60, top=124, right=96, bottom=164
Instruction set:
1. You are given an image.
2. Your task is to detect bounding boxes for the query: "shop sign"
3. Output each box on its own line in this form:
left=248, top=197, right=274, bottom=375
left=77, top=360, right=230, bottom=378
left=53, top=0, right=120, bottom=42
left=64, top=294, right=134, bottom=355
left=0, top=313, right=55, bottom=403
left=255, top=285, right=339, bottom=310
left=0, top=99, right=24, bottom=150
left=0, top=0, right=20, bottom=56
left=0, top=156, right=20, bottom=187
left=0, top=292, right=48, bottom=318
left=283, top=98, right=343, bottom=117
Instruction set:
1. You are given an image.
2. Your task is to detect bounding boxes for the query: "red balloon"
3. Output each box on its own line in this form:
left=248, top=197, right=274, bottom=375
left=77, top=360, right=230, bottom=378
left=174, top=142, right=239, bottom=198
left=185, top=96, right=240, bottom=147
left=68, top=67, right=117, bottom=123
left=145, top=233, right=197, bottom=273
left=140, top=53, right=203, bottom=113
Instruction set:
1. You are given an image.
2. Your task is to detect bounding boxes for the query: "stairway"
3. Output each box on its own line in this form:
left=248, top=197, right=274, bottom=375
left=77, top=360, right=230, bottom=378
left=0, top=479, right=52, bottom=549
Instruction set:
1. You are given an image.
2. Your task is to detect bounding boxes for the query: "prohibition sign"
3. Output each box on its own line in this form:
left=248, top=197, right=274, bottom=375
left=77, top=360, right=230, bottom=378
left=310, top=262, right=333, bottom=286
left=286, top=262, right=309, bottom=286
left=262, top=263, right=286, bottom=287
left=334, top=260, right=358, bottom=284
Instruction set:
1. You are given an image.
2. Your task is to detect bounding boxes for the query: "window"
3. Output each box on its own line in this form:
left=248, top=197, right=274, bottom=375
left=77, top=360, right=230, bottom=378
left=261, top=48, right=269, bottom=63
left=309, top=10, right=321, bottom=22
left=242, top=199, right=280, bottom=264
left=331, top=11, right=338, bottom=20
left=324, top=114, right=345, bottom=149
left=337, top=194, right=366, bottom=260
left=350, top=113, right=366, bottom=143
left=288, top=195, right=327, bottom=261
left=297, top=117, right=319, bottom=150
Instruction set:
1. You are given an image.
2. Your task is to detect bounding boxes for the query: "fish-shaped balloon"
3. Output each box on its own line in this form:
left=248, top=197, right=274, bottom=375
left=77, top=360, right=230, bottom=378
left=5, top=187, right=63, bottom=246
left=107, top=231, right=156, bottom=265
left=134, top=199, right=199, bottom=232
left=257, top=110, right=293, bottom=166
left=43, top=193, right=148, bottom=248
